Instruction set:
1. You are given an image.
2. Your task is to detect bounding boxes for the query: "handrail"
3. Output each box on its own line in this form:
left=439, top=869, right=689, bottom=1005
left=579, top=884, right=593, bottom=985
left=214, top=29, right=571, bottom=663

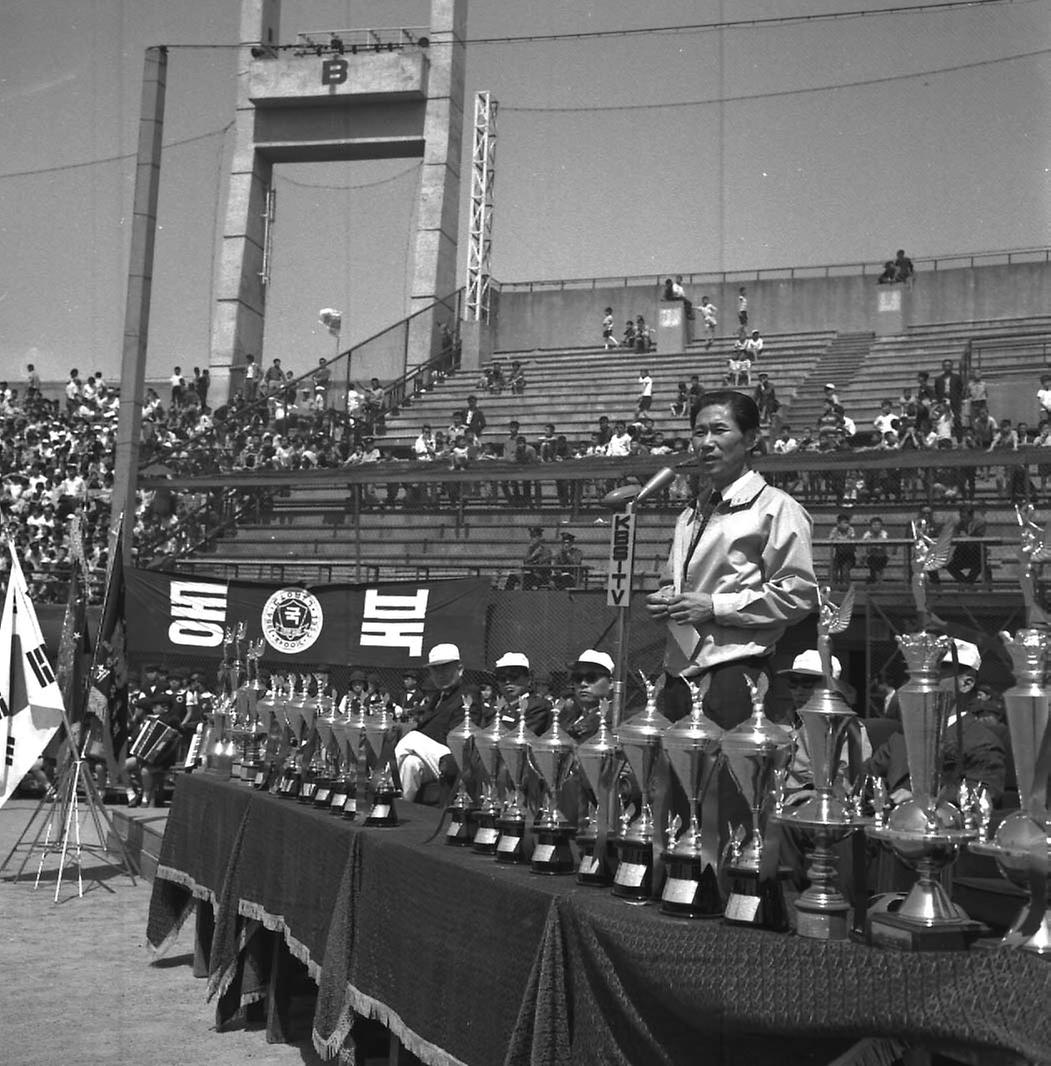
left=495, top=246, right=1051, bottom=294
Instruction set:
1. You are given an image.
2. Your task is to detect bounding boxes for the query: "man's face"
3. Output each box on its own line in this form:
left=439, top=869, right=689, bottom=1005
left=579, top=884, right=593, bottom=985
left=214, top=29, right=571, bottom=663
left=572, top=665, right=611, bottom=707
left=937, top=666, right=976, bottom=694
left=428, top=661, right=462, bottom=691
left=693, top=404, right=754, bottom=489
left=787, top=673, right=819, bottom=711
left=497, top=667, right=530, bottom=702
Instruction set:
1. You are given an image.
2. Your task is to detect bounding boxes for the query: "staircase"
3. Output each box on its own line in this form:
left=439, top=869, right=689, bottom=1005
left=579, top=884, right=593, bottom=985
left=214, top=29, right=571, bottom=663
left=783, top=332, right=874, bottom=430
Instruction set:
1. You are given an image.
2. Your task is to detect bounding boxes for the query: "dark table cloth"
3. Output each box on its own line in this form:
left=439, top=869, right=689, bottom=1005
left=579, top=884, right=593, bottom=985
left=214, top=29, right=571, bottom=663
left=147, top=775, right=1051, bottom=1066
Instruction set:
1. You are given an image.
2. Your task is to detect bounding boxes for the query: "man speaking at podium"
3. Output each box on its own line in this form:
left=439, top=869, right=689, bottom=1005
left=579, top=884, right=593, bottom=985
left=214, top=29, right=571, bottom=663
left=646, top=391, right=818, bottom=728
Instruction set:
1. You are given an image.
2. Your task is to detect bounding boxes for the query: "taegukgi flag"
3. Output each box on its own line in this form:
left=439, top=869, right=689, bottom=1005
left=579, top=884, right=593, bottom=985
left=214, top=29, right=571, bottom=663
left=0, top=545, right=66, bottom=810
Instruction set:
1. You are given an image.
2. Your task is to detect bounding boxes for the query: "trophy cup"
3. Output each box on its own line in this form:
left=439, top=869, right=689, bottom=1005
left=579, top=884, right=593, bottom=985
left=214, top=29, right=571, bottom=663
left=230, top=622, right=249, bottom=780
left=341, top=695, right=372, bottom=820
left=659, top=676, right=724, bottom=918
left=297, top=676, right=323, bottom=804
left=968, top=630, right=1051, bottom=954
left=444, top=697, right=477, bottom=845
left=311, top=675, right=339, bottom=808
left=241, top=639, right=268, bottom=785
left=202, top=627, right=235, bottom=777
left=612, top=672, right=672, bottom=901
left=471, top=710, right=506, bottom=854
left=574, top=697, right=621, bottom=885
left=775, top=586, right=864, bottom=939
left=363, top=700, right=400, bottom=827
left=277, top=675, right=309, bottom=798
left=326, top=702, right=355, bottom=814
left=496, top=698, right=536, bottom=864
left=721, top=674, right=794, bottom=929
left=529, top=705, right=577, bottom=875
left=865, top=632, right=983, bottom=950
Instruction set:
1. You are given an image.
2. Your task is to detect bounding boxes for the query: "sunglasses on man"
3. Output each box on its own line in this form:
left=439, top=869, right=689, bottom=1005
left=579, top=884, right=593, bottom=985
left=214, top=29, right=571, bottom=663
left=572, top=671, right=608, bottom=684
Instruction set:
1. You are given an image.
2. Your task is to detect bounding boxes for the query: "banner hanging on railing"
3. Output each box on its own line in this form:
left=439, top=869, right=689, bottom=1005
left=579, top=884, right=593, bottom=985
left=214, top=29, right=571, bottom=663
left=124, top=569, right=489, bottom=667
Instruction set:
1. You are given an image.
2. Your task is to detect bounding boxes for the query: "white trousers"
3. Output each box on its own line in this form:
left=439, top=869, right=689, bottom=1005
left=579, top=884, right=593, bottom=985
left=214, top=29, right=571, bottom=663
left=395, top=730, right=450, bottom=801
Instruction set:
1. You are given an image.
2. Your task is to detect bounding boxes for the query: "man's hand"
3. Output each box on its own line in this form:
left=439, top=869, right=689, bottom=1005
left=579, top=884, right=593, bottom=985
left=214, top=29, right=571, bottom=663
left=665, top=592, right=715, bottom=626
left=645, top=586, right=674, bottom=620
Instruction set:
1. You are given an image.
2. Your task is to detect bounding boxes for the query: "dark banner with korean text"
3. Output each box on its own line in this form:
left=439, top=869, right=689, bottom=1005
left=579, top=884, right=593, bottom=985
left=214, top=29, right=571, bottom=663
left=124, top=569, right=489, bottom=668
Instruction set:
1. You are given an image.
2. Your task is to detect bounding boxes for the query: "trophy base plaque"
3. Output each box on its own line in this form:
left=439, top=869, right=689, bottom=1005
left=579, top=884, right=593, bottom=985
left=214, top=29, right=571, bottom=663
left=327, top=784, right=350, bottom=813
left=472, top=811, right=501, bottom=854
left=341, top=794, right=359, bottom=820
left=445, top=808, right=474, bottom=846
left=866, top=910, right=987, bottom=951
left=612, top=839, right=654, bottom=902
left=364, top=792, right=399, bottom=827
left=298, top=778, right=319, bottom=804
left=249, top=764, right=270, bottom=791
left=530, top=826, right=575, bottom=875
left=659, top=856, right=723, bottom=918
left=276, top=772, right=301, bottom=799
left=312, top=779, right=334, bottom=808
left=576, top=836, right=617, bottom=886
left=495, top=819, right=529, bottom=864
left=723, top=866, right=790, bottom=931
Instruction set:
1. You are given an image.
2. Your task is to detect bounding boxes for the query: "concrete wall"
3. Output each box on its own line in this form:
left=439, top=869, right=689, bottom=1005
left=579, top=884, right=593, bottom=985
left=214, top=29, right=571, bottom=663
left=492, top=261, right=1051, bottom=352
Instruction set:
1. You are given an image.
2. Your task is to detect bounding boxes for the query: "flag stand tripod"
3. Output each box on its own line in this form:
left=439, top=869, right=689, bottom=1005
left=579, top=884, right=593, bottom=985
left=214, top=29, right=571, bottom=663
left=0, top=709, right=139, bottom=900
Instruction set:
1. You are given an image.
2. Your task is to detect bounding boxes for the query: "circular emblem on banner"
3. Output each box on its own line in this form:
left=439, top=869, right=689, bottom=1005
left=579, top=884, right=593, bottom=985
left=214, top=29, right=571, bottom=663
left=261, top=588, right=324, bottom=654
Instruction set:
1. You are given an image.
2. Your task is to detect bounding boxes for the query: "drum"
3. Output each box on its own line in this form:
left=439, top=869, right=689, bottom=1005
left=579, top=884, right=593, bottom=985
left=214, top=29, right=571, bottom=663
left=130, top=716, right=180, bottom=765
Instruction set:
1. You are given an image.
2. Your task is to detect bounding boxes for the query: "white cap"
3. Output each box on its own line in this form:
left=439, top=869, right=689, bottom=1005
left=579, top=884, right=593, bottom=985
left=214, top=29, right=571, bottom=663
left=824, top=383, right=836, bottom=390
left=574, top=650, right=615, bottom=675
left=781, top=649, right=841, bottom=680
left=495, top=652, right=530, bottom=672
left=941, top=639, right=981, bottom=672
left=427, top=643, right=461, bottom=667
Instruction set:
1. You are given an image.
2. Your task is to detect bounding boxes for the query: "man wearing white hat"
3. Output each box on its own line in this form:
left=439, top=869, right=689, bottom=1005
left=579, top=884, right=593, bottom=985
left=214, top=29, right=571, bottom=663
left=491, top=651, right=552, bottom=735
left=867, top=638, right=1006, bottom=806
left=394, top=643, right=465, bottom=802
left=559, top=649, right=614, bottom=743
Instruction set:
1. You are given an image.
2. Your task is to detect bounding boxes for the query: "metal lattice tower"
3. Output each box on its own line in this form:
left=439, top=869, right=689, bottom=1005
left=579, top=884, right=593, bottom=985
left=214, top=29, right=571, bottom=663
left=465, top=91, right=497, bottom=323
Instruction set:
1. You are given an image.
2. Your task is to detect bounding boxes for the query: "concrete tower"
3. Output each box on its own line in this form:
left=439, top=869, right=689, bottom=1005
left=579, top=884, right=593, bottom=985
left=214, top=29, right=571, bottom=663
left=209, top=0, right=466, bottom=401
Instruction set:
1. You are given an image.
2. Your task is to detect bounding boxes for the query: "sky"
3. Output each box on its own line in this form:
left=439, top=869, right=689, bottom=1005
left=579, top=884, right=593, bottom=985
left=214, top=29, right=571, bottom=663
left=0, top=0, right=1048, bottom=385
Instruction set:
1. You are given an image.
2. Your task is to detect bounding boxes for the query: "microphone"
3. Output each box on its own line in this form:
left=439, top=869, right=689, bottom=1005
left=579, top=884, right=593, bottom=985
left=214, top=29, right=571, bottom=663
left=601, top=466, right=677, bottom=509
left=634, top=465, right=676, bottom=505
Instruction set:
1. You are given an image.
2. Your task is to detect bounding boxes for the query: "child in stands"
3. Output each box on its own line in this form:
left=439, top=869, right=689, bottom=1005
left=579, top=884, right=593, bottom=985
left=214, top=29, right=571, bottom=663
left=862, top=516, right=890, bottom=584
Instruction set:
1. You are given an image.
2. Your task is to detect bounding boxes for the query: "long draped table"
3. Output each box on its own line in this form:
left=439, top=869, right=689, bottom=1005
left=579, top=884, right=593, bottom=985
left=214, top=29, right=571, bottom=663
left=146, top=774, right=1051, bottom=1066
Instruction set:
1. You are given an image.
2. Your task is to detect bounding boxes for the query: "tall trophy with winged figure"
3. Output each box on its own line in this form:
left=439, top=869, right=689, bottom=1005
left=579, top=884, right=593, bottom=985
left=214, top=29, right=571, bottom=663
left=444, top=697, right=477, bottom=845
left=866, top=522, right=983, bottom=949
left=1014, top=503, right=1051, bottom=628
left=776, top=585, right=865, bottom=939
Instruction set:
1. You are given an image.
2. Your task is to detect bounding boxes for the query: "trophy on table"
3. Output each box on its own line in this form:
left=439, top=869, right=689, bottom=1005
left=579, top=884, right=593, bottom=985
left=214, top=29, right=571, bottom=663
left=363, top=699, right=400, bottom=827
left=612, top=672, right=672, bottom=902
left=775, top=586, right=865, bottom=940
left=242, top=639, right=269, bottom=786
left=529, top=703, right=577, bottom=875
left=496, top=697, right=536, bottom=864
left=326, top=700, right=355, bottom=814
left=969, top=630, right=1051, bottom=955
left=574, top=697, right=621, bottom=885
left=310, top=675, right=339, bottom=808
left=342, top=695, right=372, bottom=821
left=297, top=676, right=323, bottom=804
left=277, top=675, right=310, bottom=798
left=203, top=626, right=236, bottom=776
left=471, top=709, right=506, bottom=854
left=659, top=676, right=724, bottom=918
left=720, top=674, right=794, bottom=929
left=865, top=630, right=984, bottom=950
left=444, top=697, right=477, bottom=845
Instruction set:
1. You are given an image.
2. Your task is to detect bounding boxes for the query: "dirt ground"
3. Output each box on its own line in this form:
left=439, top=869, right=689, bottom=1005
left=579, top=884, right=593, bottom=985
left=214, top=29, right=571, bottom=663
left=0, top=798, right=327, bottom=1066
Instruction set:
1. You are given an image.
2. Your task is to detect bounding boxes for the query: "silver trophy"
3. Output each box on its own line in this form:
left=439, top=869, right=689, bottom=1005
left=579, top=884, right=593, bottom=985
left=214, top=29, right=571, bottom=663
left=969, top=630, right=1051, bottom=954
left=444, top=697, right=477, bottom=845
left=529, top=704, right=577, bottom=875
left=721, top=674, right=794, bottom=928
left=659, top=676, right=724, bottom=917
left=612, top=672, right=672, bottom=901
left=496, top=696, right=536, bottom=864
left=471, top=710, right=506, bottom=854
left=574, top=698, right=621, bottom=885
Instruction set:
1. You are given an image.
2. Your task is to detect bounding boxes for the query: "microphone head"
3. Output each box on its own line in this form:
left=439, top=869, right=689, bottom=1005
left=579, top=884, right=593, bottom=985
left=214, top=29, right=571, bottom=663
left=601, top=484, right=641, bottom=509
left=634, top=466, right=676, bottom=505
